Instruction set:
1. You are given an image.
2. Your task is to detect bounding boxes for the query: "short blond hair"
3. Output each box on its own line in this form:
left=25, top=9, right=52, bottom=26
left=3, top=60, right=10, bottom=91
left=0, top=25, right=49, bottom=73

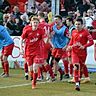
left=31, top=16, right=39, bottom=22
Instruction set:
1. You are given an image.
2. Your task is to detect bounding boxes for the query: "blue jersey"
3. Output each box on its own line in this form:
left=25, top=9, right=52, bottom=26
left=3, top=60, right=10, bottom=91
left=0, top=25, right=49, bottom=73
left=51, top=24, right=69, bottom=48
left=0, top=25, right=14, bottom=47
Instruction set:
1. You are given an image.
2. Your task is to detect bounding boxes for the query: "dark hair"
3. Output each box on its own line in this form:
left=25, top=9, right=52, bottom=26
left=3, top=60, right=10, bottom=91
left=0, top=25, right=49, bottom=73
left=75, top=18, right=83, bottom=24
left=54, top=15, right=62, bottom=20
left=66, top=17, right=74, bottom=24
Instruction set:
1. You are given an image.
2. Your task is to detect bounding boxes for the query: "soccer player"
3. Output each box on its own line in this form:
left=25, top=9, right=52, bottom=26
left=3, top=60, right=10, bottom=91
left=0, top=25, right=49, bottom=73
left=50, top=15, right=70, bottom=80
left=66, top=17, right=76, bottom=78
left=21, top=15, right=36, bottom=81
left=21, top=24, right=32, bottom=80
left=21, top=16, right=44, bottom=89
left=0, top=25, right=14, bottom=77
left=21, top=16, right=55, bottom=89
left=37, top=12, right=54, bottom=81
left=68, top=18, right=94, bottom=91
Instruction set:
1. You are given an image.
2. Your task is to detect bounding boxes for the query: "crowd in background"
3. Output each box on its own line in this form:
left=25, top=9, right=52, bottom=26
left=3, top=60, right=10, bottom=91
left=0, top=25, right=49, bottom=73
left=0, top=0, right=96, bottom=37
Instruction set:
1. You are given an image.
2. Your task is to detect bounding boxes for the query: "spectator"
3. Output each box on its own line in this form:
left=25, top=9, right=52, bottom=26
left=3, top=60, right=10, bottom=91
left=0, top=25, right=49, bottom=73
left=6, top=14, right=17, bottom=35
left=0, top=0, right=11, bottom=13
left=11, top=6, right=22, bottom=19
left=90, top=13, right=96, bottom=40
left=3, top=13, right=9, bottom=26
left=75, top=0, right=95, bottom=16
left=20, top=15, right=29, bottom=28
left=0, top=11, right=3, bottom=25
left=14, top=18, right=23, bottom=36
left=83, top=9, right=94, bottom=29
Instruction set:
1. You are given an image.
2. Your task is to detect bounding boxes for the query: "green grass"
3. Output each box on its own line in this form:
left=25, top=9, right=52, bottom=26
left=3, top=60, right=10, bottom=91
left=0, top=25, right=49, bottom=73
left=0, top=68, right=96, bottom=96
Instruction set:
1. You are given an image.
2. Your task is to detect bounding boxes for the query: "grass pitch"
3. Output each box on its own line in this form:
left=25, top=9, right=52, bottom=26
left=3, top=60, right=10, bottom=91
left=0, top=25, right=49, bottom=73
left=0, top=68, right=96, bottom=96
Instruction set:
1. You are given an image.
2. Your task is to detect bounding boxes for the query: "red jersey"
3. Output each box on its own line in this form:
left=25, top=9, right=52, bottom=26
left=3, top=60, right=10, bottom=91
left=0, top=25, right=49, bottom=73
left=21, top=25, right=31, bottom=57
left=39, top=20, right=51, bottom=59
left=21, top=26, right=45, bottom=56
left=68, top=29, right=94, bottom=54
left=39, top=20, right=50, bottom=38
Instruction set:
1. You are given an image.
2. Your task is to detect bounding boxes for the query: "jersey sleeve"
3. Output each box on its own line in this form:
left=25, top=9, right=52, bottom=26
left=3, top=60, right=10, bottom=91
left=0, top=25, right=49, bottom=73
left=21, top=27, right=28, bottom=39
left=64, top=28, right=70, bottom=38
left=84, top=30, right=94, bottom=48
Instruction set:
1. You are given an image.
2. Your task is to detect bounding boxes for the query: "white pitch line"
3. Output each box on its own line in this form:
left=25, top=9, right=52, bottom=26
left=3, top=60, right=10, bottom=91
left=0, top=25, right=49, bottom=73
left=0, top=81, right=47, bottom=89
left=0, top=83, right=31, bottom=89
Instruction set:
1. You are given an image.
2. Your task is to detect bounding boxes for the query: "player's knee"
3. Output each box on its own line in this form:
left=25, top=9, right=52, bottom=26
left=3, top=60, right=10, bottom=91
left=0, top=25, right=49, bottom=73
left=3, top=59, right=8, bottom=63
left=28, top=65, right=33, bottom=72
left=2, top=56, right=8, bottom=62
left=33, top=63, right=38, bottom=73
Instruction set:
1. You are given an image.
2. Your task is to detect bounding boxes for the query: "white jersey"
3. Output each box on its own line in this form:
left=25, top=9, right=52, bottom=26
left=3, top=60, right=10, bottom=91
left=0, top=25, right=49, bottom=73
left=84, top=16, right=94, bottom=27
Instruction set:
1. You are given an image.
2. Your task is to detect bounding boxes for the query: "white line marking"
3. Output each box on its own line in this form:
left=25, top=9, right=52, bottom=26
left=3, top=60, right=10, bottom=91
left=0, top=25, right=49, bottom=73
left=0, top=83, right=31, bottom=89
left=0, top=81, right=47, bottom=89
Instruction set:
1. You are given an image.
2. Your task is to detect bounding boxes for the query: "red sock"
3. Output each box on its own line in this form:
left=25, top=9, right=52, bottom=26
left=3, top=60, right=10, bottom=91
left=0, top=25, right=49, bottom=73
left=37, top=67, right=42, bottom=78
left=42, top=65, right=47, bottom=72
left=29, top=71, right=33, bottom=78
left=24, top=62, right=28, bottom=73
left=45, top=64, right=55, bottom=78
left=80, top=70, right=83, bottom=78
left=70, top=63, right=73, bottom=75
left=83, top=65, right=89, bottom=77
left=32, top=73, right=38, bottom=86
left=1, top=61, right=6, bottom=73
left=0, top=56, right=4, bottom=70
left=74, top=70, right=80, bottom=82
left=63, top=60, right=69, bottom=74
left=2, top=62, right=4, bottom=69
left=4, top=61, right=9, bottom=75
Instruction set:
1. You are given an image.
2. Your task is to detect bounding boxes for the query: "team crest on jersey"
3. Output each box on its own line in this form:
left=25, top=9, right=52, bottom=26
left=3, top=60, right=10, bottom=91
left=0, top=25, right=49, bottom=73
left=80, top=34, right=82, bottom=37
left=37, top=33, right=39, bottom=36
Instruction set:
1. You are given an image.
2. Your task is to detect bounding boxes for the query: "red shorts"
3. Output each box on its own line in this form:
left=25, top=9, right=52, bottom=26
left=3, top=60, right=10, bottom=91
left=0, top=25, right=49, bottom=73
left=2, top=43, right=14, bottom=56
left=43, top=43, right=52, bottom=59
left=26, top=55, right=44, bottom=66
left=71, top=52, right=86, bottom=65
left=52, top=48, right=68, bottom=58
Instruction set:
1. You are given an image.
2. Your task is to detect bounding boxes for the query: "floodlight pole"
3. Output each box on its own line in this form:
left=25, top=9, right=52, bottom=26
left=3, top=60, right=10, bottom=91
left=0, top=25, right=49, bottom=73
left=51, top=0, right=60, bottom=19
